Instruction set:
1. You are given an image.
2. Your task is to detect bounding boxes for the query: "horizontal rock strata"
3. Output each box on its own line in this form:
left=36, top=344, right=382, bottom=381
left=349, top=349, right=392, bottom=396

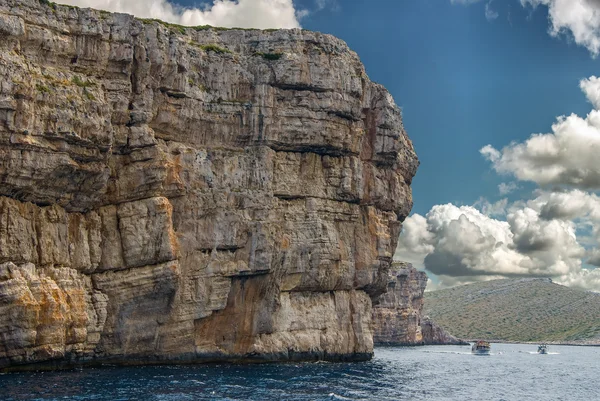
left=420, top=317, right=465, bottom=345
left=0, top=0, right=418, bottom=370
left=372, top=262, right=463, bottom=346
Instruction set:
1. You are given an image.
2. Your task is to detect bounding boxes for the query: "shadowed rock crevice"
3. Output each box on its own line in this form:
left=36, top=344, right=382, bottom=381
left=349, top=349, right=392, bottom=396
left=0, top=0, right=418, bottom=370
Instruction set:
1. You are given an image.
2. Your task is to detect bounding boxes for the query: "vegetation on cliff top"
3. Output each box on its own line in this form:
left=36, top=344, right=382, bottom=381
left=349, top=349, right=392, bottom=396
left=138, top=18, right=265, bottom=34
left=424, top=278, right=600, bottom=343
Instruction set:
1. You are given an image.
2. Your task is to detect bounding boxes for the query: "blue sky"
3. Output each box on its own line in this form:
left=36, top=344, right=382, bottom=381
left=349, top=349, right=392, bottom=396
left=293, top=0, right=599, bottom=215
left=160, top=0, right=598, bottom=212
left=64, top=0, right=600, bottom=290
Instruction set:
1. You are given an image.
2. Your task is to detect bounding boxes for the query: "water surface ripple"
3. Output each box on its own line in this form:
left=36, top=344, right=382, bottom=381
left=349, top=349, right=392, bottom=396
left=1, top=344, right=597, bottom=400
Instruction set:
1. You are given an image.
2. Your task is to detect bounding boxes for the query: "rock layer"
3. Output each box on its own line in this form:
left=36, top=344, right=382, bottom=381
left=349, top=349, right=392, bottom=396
left=420, top=317, right=465, bottom=345
left=0, top=0, right=418, bottom=370
left=372, top=262, right=463, bottom=346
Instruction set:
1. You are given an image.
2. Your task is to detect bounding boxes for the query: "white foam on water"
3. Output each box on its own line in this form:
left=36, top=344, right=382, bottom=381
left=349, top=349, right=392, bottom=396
left=328, top=393, right=354, bottom=400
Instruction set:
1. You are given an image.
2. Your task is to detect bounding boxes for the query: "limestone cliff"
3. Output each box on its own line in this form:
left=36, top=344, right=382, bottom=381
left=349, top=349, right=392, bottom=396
left=0, top=0, right=418, bottom=370
left=420, top=317, right=465, bottom=345
left=372, top=262, right=463, bottom=346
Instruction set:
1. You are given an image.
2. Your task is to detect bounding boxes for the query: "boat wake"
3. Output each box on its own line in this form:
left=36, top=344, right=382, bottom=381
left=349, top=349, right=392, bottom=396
left=422, top=350, right=472, bottom=355
left=421, top=350, right=503, bottom=356
left=523, top=351, right=560, bottom=355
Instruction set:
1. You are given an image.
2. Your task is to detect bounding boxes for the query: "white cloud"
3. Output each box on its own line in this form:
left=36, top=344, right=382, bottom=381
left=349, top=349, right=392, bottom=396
left=558, top=267, right=600, bottom=291
left=395, top=194, right=600, bottom=290
left=433, top=75, right=600, bottom=291
left=521, top=0, right=600, bottom=57
left=480, top=144, right=501, bottom=162
left=586, top=248, right=600, bottom=266
left=581, top=76, right=600, bottom=110
left=395, top=213, right=435, bottom=269
left=474, top=197, right=508, bottom=217
left=485, top=1, right=499, bottom=21
left=452, top=0, right=600, bottom=56
left=315, top=0, right=338, bottom=12
left=499, top=182, right=519, bottom=195
left=450, top=0, right=500, bottom=21
left=530, top=190, right=600, bottom=267
left=482, top=77, right=600, bottom=189
left=59, top=0, right=302, bottom=29
left=533, top=189, right=600, bottom=221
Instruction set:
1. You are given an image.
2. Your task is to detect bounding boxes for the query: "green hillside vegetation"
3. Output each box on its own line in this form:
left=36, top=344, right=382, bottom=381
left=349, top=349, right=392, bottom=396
left=423, top=278, right=600, bottom=343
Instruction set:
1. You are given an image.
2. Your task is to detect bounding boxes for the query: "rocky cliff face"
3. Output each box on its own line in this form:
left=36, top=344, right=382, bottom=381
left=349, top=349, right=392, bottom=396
left=372, top=262, right=427, bottom=345
left=0, top=0, right=418, bottom=370
left=420, top=317, right=465, bottom=345
left=372, top=262, right=463, bottom=346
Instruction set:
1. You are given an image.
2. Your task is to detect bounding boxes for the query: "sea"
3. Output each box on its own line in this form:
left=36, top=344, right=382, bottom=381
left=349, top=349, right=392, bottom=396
left=1, top=343, right=598, bottom=401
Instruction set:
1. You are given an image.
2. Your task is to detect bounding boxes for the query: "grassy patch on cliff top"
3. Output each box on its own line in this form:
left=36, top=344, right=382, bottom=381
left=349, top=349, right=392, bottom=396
left=424, top=278, right=600, bottom=343
left=38, top=0, right=57, bottom=10
left=138, top=18, right=264, bottom=33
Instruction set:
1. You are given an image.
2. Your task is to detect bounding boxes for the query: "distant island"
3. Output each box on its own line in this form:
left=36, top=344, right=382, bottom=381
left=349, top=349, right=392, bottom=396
left=424, top=278, right=600, bottom=344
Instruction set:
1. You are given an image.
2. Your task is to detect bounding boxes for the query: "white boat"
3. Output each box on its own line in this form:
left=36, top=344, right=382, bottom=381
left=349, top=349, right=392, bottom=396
left=471, top=340, right=491, bottom=355
left=537, top=344, right=548, bottom=354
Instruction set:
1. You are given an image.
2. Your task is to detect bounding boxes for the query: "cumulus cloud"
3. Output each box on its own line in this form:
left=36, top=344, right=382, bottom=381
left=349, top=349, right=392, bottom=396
left=481, top=77, right=600, bottom=189
left=479, top=144, right=501, bottom=162
left=557, top=267, right=600, bottom=291
left=59, top=0, right=302, bottom=29
left=581, top=76, right=600, bottom=109
left=586, top=248, right=600, bottom=266
left=521, top=0, right=600, bottom=57
left=413, top=76, right=600, bottom=291
left=394, top=193, right=600, bottom=290
left=534, top=189, right=600, bottom=221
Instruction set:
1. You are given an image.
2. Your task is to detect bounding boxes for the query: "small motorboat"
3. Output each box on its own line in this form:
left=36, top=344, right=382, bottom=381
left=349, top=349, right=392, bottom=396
left=471, top=340, right=491, bottom=355
left=537, top=344, right=549, bottom=354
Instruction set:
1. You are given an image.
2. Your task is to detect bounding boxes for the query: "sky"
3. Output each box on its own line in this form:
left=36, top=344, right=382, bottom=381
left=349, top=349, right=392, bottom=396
left=60, top=0, right=600, bottom=291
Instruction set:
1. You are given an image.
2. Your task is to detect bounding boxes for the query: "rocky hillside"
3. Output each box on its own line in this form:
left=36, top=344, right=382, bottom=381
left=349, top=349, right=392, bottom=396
left=424, top=278, right=600, bottom=343
left=0, top=0, right=418, bottom=370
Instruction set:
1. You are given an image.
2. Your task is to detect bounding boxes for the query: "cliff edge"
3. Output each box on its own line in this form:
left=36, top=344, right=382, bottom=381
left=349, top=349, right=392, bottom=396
left=372, top=262, right=464, bottom=346
left=0, top=0, right=418, bottom=370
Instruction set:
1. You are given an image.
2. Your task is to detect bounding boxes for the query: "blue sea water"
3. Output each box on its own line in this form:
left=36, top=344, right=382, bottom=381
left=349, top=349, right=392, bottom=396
left=1, top=344, right=598, bottom=401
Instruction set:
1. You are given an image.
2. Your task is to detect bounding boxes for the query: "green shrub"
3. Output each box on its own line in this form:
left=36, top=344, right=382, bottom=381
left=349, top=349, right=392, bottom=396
left=139, top=18, right=186, bottom=34
left=84, top=89, right=96, bottom=101
left=36, top=84, right=51, bottom=94
left=72, top=76, right=96, bottom=88
left=193, top=25, right=213, bottom=31
left=38, top=0, right=57, bottom=10
left=199, top=44, right=231, bottom=54
left=257, top=52, right=283, bottom=61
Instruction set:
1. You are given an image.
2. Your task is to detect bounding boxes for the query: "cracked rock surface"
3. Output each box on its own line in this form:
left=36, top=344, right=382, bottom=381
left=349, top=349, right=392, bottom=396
left=0, top=0, right=418, bottom=370
left=372, top=262, right=464, bottom=346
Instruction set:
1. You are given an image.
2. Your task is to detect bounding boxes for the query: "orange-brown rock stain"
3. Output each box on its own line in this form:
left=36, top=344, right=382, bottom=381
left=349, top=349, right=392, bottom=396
left=194, top=275, right=273, bottom=356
